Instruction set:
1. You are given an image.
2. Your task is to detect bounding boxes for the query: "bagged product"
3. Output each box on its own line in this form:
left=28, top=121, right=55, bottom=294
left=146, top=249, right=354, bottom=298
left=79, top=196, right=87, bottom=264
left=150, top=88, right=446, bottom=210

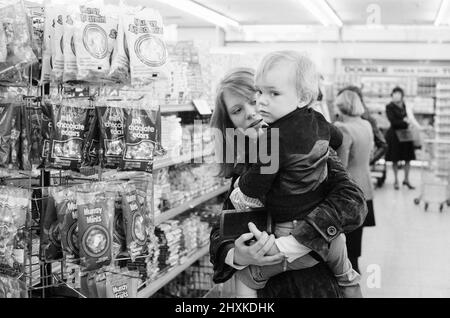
left=77, top=187, right=114, bottom=271
left=0, top=187, right=30, bottom=276
left=123, top=8, right=169, bottom=85
left=120, top=105, right=160, bottom=172
left=105, top=270, right=138, bottom=298
left=0, top=23, right=6, bottom=63
left=0, top=102, right=21, bottom=169
left=62, top=7, right=78, bottom=82
left=53, top=187, right=79, bottom=263
left=26, top=102, right=43, bottom=165
left=97, top=103, right=125, bottom=169
left=121, top=184, right=147, bottom=262
left=106, top=183, right=126, bottom=257
left=73, top=1, right=118, bottom=82
left=40, top=101, right=53, bottom=167
left=0, top=1, right=38, bottom=83
left=39, top=194, right=63, bottom=262
left=108, top=16, right=129, bottom=83
left=41, top=5, right=55, bottom=83
left=82, top=108, right=100, bottom=167
left=48, top=99, right=91, bottom=170
left=51, top=6, right=65, bottom=82
left=0, top=275, right=28, bottom=298
left=20, top=104, right=31, bottom=170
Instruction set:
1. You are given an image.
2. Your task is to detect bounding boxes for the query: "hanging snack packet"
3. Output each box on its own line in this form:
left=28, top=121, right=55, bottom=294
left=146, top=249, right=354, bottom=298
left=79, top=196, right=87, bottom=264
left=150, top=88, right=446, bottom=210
left=0, top=23, right=6, bottom=63
left=0, top=274, right=28, bottom=298
left=0, top=187, right=31, bottom=275
left=105, top=270, right=139, bottom=298
left=109, top=16, right=129, bottom=83
left=51, top=6, right=65, bottom=82
left=97, top=103, right=125, bottom=169
left=62, top=7, right=78, bottom=82
left=121, top=183, right=147, bottom=262
left=108, top=183, right=126, bottom=258
left=39, top=194, right=63, bottom=262
left=82, top=108, right=100, bottom=167
left=0, top=102, right=21, bottom=169
left=41, top=5, right=55, bottom=83
left=73, top=1, right=118, bottom=82
left=77, top=187, right=114, bottom=271
left=53, top=187, right=79, bottom=263
left=123, top=8, right=169, bottom=85
left=40, top=101, right=53, bottom=167
left=20, top=104, right=32, bottom=171
left=48, top=99, right=91, bottom=170
left=26, top=102, right=43, bottom=165
left=120, top=105, right=160, bottom=172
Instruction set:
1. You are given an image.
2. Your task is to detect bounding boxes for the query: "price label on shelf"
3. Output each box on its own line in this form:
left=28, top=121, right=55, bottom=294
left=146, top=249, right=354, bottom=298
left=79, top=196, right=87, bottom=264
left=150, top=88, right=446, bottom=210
left=193, top=99, right=212, bottom=115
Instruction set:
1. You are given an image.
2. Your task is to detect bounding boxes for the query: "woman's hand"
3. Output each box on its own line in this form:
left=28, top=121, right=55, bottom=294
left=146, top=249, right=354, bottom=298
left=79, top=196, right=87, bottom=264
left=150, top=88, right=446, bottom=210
left=233, top=224, right=284, bottom=267
left=248, top=222, right=281, bottom=256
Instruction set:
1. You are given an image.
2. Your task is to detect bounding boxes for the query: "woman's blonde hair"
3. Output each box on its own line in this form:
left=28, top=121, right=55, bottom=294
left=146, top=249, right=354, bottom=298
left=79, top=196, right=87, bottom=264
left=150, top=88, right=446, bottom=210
left=256, top=50, right=319, bottom=105
left=210, top=67, right=256, bottom=178
left=335, top=90, right=365, bottom=117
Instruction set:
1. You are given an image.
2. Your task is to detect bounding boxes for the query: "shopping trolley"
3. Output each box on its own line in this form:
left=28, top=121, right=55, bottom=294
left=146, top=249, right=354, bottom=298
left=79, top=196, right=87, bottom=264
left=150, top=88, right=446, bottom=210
left=414, top=138, right=450, bottom=212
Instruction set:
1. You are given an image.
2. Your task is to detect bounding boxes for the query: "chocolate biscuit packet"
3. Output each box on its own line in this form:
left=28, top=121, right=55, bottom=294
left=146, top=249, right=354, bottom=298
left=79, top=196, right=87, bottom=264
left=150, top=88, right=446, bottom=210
left=97, top=104, right=125, bottom=169
left=48, top=99, right=91, bottom=170
left=120, top=106, right=160, bottom=172
left=121, top=184, right=147, bottom=262
left=77, top=188, right=114, bottom=271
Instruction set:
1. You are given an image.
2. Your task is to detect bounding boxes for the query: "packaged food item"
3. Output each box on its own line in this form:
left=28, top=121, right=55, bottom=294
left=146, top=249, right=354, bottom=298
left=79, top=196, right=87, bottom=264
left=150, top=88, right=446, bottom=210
left=109, top=16, right=129, bottom=83
left=0, top=275, right=27, bottom=298
left=73, top=1, right=118, bottom=82
left=95, top=270, right=107, bottom=298
left=121, top=183, right=147, bottom=262
left=0, top=1, right=38, bottom=84
left=63, top=7, right=78, bottom=82
left=97, top=103, right=125, bottom=169
left=105, top=270, right=138, bottom=298
left=51, top=6, right=65, bottom=82
left=0, top=23, right=6, bottom=63
left=41, top=4, right=55, bottom=83
left=40, top=101, right=53, bottom=167
left=106, top=182, right=126, bottom=257
left=0, top=187, right=31, bottom=276
left=123, top=8, right=169, bottom=85
left=120, top=105, right=160, bottom=172
left=53, top=187, right=79, bottom=263
left=39, top=194, right=63, bottom=262
left=20, top=104, right=31, bottom=170
left=48, top=99, right=91, bottom=170
left=77, top=187, right=114, bottom=271
left=0, top=102, right=21, bottom=169
left=82, top=108, right=100, bottom=167
left=26, top=102, right=43, bottom=165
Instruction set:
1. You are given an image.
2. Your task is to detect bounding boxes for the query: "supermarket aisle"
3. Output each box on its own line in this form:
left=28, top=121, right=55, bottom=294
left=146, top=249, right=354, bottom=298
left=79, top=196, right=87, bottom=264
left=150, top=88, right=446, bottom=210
left=359, top=168, right=450, bottom=298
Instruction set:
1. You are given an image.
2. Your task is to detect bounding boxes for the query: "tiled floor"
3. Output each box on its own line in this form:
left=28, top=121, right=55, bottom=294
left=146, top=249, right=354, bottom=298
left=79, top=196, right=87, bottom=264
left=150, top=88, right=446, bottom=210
left=359, top=167, right=450, bottom=298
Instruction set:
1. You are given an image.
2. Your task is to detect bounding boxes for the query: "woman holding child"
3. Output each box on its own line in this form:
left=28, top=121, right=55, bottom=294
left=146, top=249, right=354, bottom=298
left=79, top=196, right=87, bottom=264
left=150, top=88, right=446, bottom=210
left=209, top=51, right=368, bottom=298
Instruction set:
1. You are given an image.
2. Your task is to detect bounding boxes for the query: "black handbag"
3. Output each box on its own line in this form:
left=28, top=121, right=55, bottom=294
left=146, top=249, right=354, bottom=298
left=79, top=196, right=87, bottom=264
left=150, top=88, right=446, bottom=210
left=395, top=128, right=414, bottom=142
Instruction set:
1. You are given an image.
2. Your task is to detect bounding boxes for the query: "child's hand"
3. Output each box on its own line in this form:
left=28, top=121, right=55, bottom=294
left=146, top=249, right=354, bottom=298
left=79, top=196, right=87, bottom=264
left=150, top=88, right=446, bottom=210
left=248, top=222, right=280, bottom=256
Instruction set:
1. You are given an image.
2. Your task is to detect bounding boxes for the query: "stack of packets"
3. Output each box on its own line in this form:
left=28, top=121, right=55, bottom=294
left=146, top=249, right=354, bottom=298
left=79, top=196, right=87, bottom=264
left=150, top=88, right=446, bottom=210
left=154, top=220, right=182, bottom=273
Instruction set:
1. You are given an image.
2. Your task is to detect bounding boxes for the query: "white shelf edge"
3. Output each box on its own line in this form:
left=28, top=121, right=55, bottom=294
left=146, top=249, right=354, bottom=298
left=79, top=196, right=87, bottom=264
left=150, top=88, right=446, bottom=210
left=153, top=152, right=213, bottom=170
left=155, top=184, right=229, bottom=225
left=160, top=103, right=195, bottom=113
left=137, top=244, right=210, bottom=298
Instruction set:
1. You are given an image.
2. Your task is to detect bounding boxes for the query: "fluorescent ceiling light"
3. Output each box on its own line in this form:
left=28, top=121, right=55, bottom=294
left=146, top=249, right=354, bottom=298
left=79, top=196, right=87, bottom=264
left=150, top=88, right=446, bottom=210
left=295, top=0, right=343, bottom=27
left=154, top=0, right=240, bottom=29
left=435, top=0, right=450, bottom=26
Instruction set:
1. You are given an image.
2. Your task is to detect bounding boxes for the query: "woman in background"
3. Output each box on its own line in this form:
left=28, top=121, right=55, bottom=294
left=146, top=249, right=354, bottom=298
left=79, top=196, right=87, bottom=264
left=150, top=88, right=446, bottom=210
left=334, top=90, right=374, bottom=274
left=385, top=87, right=416, bottom=190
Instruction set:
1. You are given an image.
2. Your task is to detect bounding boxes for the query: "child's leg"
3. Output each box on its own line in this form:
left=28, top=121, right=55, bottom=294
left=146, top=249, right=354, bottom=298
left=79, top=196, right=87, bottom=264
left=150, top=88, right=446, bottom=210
left=234, top=269, right=258, bottom=298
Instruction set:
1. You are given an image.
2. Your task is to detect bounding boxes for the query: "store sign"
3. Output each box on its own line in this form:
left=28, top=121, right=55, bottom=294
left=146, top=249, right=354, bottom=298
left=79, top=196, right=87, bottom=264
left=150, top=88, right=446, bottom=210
left=343, top=65, right=450, bottom=77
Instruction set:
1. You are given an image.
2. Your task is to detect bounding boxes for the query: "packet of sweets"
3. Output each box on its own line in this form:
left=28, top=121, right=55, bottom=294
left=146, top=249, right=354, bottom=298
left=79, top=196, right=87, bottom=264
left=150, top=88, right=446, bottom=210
left=62, top=7, right=78, bottom=82
left=97, top=103, right=125, bottom=169
left=109, top=16, right=129, bottom=83
left=51, top=6, right=65, bottom=82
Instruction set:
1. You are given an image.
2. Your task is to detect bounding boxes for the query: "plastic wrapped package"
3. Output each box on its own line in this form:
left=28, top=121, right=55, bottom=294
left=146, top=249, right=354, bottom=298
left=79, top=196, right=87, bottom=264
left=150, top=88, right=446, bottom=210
left=50, top=6, right=65, bottom=82
left=97, top=102, right=125, bottom=169
left=62, top=5, right=79, bottom=82
left=48, top=99, right=92, bottom=170
left=0, top=102, right=22, bottom=170
left=0, top=275, right=27, bottom=298
left=40, top=4, right=55, bottom=83
left=76, top=185, right=114, bottom=271
left=0, top=186, right=31, bottom=277
left=109, top=16, right=129, bottom=83
left=122, top=8, right=169, bottom=85
left=0, top=23, right=6, bottom=63
left=120, top=104, right=161, bottom=172
left=39, top=193, right=63, bottom=262
left=0, top=0, right=37, bottom=83
left=40, top=101, right=53, bottom=167
left=73, top=0, right=118, bottom=82
left=105, top=270, right=139, bottom=298
left=82, top=108, right=100, bottom=167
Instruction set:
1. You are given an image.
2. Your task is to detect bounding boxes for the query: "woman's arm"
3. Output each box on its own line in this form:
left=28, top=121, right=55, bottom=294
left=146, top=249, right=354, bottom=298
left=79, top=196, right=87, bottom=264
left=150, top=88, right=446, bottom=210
left=288, top=150, right=368, bottom=259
